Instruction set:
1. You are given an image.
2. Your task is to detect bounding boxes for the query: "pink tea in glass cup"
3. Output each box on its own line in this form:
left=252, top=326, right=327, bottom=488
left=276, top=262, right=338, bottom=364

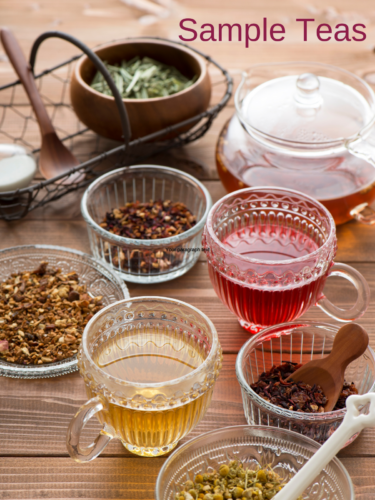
left=203, top=187, right=370, bottom=333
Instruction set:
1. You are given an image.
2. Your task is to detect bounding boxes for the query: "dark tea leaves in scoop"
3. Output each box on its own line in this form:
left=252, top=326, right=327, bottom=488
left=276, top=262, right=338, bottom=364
left=251, top=361, right=358, bottom=413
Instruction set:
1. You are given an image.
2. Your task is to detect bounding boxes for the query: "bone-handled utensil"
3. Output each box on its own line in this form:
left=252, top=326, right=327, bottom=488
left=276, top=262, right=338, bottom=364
left=275, top=392, right=375, bottom=499
left=287, top=323, right=369, bottom=411
left=0, top=28, right=83, bottom=183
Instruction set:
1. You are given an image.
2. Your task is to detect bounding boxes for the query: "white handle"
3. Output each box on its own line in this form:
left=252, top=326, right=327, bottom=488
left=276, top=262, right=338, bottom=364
left=275, top=393, right=375, bottom=500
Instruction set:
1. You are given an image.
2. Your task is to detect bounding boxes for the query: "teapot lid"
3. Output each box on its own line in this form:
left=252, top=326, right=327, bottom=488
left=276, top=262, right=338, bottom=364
left=238, top=66, right=375, bottom=145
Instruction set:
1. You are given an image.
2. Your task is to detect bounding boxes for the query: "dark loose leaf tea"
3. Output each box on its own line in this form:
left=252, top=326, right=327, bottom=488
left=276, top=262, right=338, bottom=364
left=91, top=56, right=198, bottom=99
left=251, top=361, right=358, bottom=413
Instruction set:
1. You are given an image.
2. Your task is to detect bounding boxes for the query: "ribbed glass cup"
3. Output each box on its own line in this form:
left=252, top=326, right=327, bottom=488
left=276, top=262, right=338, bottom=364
left=81, top=165, right=212, bottom=283
left=236, top=321, right=375, bottom=445
left=203, top=187, right=369, bottom=332
left=67, top=297, right=222, bottom=460
left=156, top=425, right=354, bottom=500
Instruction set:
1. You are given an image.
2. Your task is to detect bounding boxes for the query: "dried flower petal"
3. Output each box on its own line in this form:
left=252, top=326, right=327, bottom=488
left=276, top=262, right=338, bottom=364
left=0, top=340, right=9, bottom=352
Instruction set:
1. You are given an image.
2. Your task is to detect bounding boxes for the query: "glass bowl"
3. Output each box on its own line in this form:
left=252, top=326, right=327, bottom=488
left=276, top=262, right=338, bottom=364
left=81, top=165, right=212, bottom=284
left=236, top=321, right=375, bottom=445
left=155, top=425, right=354, bottom=500
left=0, top=245, right=129, bottom=379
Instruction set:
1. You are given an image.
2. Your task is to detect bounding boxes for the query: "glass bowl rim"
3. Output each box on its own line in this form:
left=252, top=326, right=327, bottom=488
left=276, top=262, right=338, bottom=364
left=155, top=424, right=354, bottom=499
left=235, top=320, right=375, bottom=420
left=234, top=60, right=375, bottom=148
left=0, top=244, right=129, bottom=377
left=80, top=164, right=213, bottom=247
left=82, top=295, right=221, bottom=388
left=206, top=186, right=336, bottom=266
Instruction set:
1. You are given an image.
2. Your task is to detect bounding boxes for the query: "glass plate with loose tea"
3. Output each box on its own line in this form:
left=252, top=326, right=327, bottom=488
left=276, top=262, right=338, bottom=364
left=0, top=245, right=128, bottom=379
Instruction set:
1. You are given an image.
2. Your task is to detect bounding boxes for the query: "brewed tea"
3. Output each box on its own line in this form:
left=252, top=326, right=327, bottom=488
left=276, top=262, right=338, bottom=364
left=209, top=224, right=329, bottom=332
left=216, top=117, right=375, bottom=225
left=88, top=325, right=213, bottom=456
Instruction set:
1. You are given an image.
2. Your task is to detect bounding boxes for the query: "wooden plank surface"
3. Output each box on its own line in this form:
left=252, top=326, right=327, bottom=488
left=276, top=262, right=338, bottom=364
left=0, top=456, right=374, bottom=500
left=2, top=0, right=375, bottom=498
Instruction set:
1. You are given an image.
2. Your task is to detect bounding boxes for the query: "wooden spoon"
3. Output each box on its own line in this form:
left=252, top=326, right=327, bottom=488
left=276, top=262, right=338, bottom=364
left=0, top=28, right=82, bottom=183
left=287, top=323, right=369, bottom=412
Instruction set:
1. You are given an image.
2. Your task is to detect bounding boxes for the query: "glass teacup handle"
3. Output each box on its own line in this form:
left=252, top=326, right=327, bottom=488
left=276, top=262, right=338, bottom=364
left=66, top=396, right=115, bottom=463
left=317, top=262, right=370, bottom=321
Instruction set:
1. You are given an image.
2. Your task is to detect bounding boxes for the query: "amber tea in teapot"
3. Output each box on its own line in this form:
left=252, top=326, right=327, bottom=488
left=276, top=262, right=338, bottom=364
left=217, top=62, right=375, bottom=225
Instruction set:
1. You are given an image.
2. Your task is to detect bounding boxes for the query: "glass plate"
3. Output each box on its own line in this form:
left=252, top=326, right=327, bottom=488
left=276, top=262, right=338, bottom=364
left=0, top=245, right=129, bottom=379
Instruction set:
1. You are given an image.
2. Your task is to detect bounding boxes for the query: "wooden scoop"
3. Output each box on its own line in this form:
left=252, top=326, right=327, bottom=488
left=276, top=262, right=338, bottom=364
left=287, top=323, right=369, bottom=412
left=0, top=28, right=82, bottom=183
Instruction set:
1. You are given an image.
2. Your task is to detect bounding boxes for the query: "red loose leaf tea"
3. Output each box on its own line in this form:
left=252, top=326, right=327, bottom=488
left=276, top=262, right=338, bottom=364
left=100, top=200, right=196, bottom=240
left=100, top=199, right=198, bottom=275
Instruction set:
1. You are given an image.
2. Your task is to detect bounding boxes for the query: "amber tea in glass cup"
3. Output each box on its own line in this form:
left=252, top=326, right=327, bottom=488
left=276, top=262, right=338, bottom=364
left=203, top=187, right=370, bottom=333
left=66, top=297, right=222, bottom=461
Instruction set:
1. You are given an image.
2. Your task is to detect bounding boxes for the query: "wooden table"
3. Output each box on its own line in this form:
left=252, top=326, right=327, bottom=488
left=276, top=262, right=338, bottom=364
left=1, top=0, right=375, bottom=498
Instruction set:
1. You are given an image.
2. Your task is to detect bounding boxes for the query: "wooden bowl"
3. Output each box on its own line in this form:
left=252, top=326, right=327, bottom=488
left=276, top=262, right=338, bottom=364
left=70, top=39, right=212, bottom=141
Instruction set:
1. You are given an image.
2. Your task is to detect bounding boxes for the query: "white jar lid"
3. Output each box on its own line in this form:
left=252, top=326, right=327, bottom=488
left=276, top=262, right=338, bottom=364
left=0, top=144, right=36, bottom=192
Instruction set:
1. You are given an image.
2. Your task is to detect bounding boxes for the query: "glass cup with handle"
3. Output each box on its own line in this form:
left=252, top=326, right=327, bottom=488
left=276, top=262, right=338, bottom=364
left=203, top=187, right=370, bottom=333
left=66, top=296, right=222, bottom=461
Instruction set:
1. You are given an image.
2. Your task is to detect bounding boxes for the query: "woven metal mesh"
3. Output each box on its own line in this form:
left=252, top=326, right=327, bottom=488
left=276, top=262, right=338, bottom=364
left=0, top=37, right=232, bottom=220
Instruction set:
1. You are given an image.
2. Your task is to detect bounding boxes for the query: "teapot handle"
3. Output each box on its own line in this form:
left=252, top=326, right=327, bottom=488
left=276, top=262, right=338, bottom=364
left=346, top=126, right=375, bottom=167
left=346, top=129, right=375, bottom=224
left=350, top=203, right=375, bottom=225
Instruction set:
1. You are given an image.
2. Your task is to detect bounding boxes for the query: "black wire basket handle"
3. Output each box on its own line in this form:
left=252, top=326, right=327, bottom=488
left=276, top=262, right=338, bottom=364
left=29, top=31, right=132, bottom=148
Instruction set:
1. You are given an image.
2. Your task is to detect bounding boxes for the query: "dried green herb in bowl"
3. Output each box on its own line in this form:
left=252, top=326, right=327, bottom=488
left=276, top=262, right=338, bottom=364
left=91, top=56, right=198, bottom=99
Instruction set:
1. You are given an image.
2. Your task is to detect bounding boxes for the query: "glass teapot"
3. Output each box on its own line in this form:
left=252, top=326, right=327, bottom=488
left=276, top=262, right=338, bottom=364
left=216, top=62, right=375, bottom=225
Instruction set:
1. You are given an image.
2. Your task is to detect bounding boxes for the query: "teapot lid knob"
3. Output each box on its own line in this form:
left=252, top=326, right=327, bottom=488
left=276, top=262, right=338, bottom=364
left=295, top=73, right=323, bottom=107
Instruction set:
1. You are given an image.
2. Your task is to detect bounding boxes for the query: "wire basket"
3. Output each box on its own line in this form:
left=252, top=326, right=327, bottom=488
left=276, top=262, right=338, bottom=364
left=0, top=31, right=232, bottom=220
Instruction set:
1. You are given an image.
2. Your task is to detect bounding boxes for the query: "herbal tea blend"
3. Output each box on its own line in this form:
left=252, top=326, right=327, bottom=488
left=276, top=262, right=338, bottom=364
left=100, top=199, right=197, bottom=274
left=90, top=56, right=198, bottom=99
left=251, top=361, right=358, bottom=413
left=100, top=199, right=197, bottom=239
left=0, top=262, right=104, bottom=365
left=176, top=460, right=302, bottom=500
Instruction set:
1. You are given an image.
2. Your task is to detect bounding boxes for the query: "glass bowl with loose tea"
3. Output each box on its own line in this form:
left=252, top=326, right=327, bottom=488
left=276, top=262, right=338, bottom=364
left=70, top=38, right=211, bottom=141
left=236, top=321, right=375, bottom=446
left=0, top=245, right=128, bottom=379
left=81, top=165, right=212, bottom=284
left=155, top=425, right=354, bottom=500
